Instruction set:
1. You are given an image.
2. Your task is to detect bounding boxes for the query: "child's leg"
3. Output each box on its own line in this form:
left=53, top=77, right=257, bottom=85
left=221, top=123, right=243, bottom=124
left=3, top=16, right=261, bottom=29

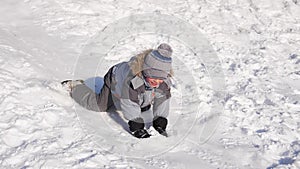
left=71, top=67, right=115, bottom=112
left=71, top=84, right=103, bottom=111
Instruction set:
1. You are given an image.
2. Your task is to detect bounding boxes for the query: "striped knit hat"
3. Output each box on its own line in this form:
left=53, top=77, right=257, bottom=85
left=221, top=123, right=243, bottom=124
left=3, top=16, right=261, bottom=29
left=143, top=43, right=173, bottom=79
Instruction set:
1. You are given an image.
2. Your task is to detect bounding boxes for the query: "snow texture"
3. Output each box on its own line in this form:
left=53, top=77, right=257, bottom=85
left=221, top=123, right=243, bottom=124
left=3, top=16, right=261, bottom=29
left=0, top=0, right=299, bottom=168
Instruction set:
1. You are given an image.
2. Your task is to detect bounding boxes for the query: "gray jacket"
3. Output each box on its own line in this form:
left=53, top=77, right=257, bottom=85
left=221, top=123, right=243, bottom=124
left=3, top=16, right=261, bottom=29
left=110, top=59, right=171, bottom=121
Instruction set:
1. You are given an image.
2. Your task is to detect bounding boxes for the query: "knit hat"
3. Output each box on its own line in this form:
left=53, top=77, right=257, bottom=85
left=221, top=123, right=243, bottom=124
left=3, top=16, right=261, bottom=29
left=143, top=43, right=173, bottom=79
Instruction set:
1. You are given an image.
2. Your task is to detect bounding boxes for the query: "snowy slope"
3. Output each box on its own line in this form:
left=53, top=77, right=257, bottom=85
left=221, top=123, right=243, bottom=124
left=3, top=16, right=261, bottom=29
left=0, top=0, right=300, bottom=168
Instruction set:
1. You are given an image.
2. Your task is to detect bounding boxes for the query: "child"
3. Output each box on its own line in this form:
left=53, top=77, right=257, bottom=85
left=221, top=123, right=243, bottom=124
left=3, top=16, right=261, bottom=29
left=63, top=43, right=173, bottom=138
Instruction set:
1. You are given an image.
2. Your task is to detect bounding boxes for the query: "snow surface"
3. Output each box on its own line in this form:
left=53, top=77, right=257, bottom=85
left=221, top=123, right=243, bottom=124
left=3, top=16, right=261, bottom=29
left=0, top=0, right=300, bottom=168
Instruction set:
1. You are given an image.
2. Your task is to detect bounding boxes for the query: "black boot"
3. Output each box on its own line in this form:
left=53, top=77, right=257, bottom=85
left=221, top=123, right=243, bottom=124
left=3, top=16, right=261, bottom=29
left=153, top=116, right=168, bottom=137
left=128, top=118, right=151, bottom=138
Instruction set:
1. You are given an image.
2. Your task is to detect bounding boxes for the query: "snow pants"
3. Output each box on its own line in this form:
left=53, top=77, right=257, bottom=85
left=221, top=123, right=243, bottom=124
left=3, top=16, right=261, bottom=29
left=71, top=67, right=114, bottom=112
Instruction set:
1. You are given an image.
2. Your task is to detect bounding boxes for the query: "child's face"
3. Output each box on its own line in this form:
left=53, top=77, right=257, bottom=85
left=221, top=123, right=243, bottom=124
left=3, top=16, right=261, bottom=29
left=145, top=77, right=164, bottom=88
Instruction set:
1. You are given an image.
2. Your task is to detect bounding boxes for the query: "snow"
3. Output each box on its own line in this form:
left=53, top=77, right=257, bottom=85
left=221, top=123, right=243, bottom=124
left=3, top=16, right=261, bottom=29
left=0, top=0, right=300, bottom=168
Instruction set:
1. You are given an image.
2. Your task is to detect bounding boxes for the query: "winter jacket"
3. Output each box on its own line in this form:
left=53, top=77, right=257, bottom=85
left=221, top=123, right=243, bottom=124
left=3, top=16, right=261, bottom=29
left=109, top=51, right=172, bottom=120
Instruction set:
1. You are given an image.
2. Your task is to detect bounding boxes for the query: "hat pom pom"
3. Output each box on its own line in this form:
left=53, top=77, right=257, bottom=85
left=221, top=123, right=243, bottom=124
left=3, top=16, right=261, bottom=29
left=157, top=43, right=172, bottom=57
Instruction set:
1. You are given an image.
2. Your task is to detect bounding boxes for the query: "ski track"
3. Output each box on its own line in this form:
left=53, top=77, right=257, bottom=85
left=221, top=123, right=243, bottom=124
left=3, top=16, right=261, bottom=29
left=0, top=0, right=300, bottom=168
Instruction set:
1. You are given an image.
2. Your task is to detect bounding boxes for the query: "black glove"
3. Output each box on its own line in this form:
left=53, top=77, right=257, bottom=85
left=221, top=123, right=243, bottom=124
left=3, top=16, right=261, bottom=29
left=154, top=126, right=168, bottom=137
left=133, top=129, right=151, bottom=138
left=153, top=116, right=168, bottom=137
left=128, top=118, right=151, bottom=138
